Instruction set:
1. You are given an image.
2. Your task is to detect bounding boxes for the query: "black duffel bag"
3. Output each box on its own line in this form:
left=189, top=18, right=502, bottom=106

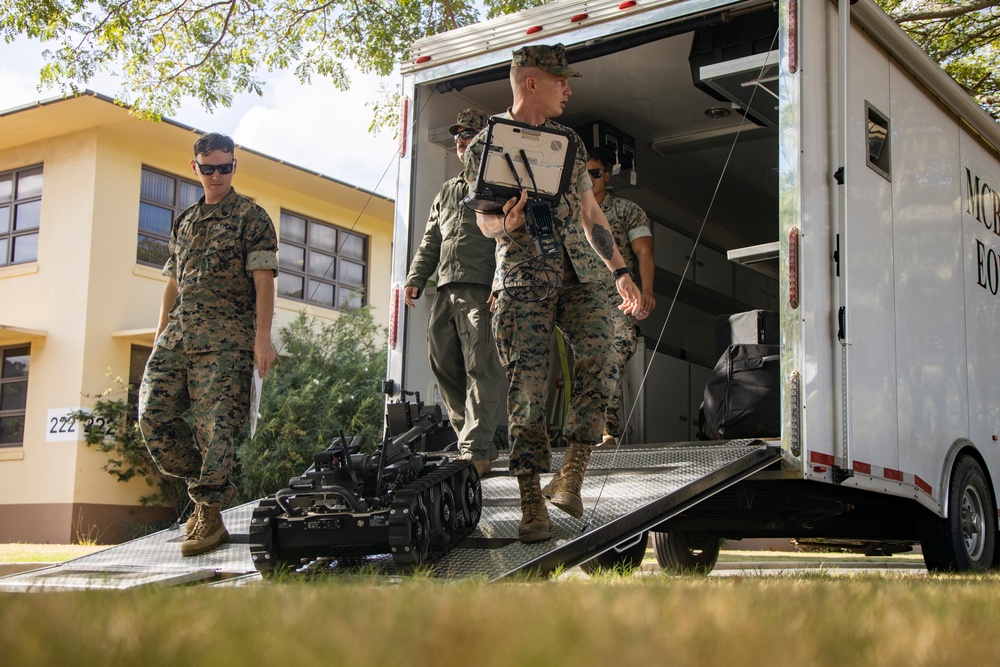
left=697, top=344, right=780, bottom=440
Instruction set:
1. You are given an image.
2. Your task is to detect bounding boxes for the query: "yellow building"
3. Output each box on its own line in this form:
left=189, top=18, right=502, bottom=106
left=0, top=92, right=394, bottom=543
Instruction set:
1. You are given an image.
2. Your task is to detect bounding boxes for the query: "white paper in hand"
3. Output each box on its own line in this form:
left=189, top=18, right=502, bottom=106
left=249, top=367, right=263, bottom=439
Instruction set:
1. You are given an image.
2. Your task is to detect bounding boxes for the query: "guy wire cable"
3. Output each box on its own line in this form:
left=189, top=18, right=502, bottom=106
left=580, top=30, right=780, bottom=534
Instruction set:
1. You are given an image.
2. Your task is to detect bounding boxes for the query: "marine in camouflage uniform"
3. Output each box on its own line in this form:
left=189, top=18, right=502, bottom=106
left=404, top=109, right=506, bottom=475
left=139, top=133, right=277, bottom=556
left=464, top=44, right=642, bottom=542
left=588, top=149, right=656, bottom=444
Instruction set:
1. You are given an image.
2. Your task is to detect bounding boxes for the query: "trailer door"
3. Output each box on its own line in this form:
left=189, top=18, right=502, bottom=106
left=836, top=6, right=899, bottom=476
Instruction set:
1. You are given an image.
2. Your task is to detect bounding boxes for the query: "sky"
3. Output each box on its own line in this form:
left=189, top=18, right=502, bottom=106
left=0, top=38, right=402, bottom=198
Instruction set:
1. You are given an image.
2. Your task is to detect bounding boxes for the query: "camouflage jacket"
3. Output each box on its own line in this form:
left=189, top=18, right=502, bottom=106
left=462, top=112, right=607, bottom=291
left=600, top=192, right=652, bottom=292
left=405, top=174, right=496, bottom=292
left=159, top=188, right=278, bottom=353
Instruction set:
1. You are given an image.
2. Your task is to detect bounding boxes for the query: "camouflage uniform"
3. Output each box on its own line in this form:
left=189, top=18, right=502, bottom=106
left=464, top=113, right=616, bottom=476
left=405, top=172, right=506, bottom=461
left=139, top=188, right=278, bottom=505
left=599, top=192, right=652, bottom=437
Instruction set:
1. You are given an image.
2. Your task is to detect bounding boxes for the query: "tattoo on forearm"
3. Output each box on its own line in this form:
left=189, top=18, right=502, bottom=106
left=591, top=224, right=615, bottom=260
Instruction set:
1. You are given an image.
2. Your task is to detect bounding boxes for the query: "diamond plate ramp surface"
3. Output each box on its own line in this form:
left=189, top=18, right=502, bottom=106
left=0, top=440, right=777, bottom=589
left=432, top=440, right=778, bottom=580
left=0, top=504, right=259, bottom=591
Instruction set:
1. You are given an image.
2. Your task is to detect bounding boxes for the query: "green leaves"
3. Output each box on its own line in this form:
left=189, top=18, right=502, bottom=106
left=235, top=307, right=388, bottom=501
left=4, top=0, right=552, bottom=118
left=880, top=1, right=1000, bottom=117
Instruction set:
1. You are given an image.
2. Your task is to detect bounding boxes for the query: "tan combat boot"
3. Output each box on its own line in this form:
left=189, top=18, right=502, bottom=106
left=180, top=503, right=229, bottom=556
left=184, top=483, right=237, bottom=534
left=471, top=459, right=492, bottom=478
left=542, top=441, right=593, bottom=519
left=517, top=474, right=552, bottom=543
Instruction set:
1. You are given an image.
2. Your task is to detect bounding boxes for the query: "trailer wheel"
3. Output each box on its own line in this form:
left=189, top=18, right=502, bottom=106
left=580, top=532, right=649, bottom=575
left=920, top=455, right=996, bottom=572
left=652, top=531, right=721, bottom=574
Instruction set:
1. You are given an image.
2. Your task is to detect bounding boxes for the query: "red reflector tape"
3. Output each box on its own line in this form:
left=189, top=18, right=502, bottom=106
left=619, top=0, right=637, bottom=8
left=884, top=467, right=904, bottom=482
left=915, top=476, right=933, bottom=495
left=571, top=13, right=589, bottom=21
left=853, top=460, right=872, bottom=475
left=526, top=25, right=543, bottom=34
left=810, top=451, right=835, bottom=466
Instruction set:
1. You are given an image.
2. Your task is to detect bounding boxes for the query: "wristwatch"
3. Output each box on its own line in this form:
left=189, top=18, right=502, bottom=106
left=613, top=266, right=632, bottom=280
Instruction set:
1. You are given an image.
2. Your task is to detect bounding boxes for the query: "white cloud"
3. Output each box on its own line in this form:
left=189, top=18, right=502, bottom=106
left=226, top=69, right=400, bottom=198
left=1, top=37, right=400, bottom=198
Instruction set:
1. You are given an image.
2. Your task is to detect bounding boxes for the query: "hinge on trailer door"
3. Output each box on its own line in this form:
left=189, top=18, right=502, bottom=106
left=837, top=307, right=845, bottom=341
left=833, top=233, right=840, bottom=277
left=832, top=465, right=854, bottom=484
left=834, top=167, right=845, bottom=185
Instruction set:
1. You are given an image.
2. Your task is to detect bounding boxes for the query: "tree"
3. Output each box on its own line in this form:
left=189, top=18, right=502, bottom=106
left=4, top=0, right=999, bottom=120
left=235, top=307, right=388, bottom=501
left=878, top=1, right=1000, bottom=117
left=0, top=0, right=544, bottom=118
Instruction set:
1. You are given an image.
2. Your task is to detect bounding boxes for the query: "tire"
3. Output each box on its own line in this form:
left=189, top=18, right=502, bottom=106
left=652, top=531, right=721, bottom=574
left=580, top=532, right=649, bottom=575
left=920, top=455, right=996, bottom=572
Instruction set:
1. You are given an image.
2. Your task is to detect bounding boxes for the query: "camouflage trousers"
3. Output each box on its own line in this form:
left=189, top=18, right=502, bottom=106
left=493, top=280, right=615, bottom=476
left=138, top=344, right=253, bottom=505
left=604, top=303, right=639, bottom=437
left=428, top=283, right=506, bottom=461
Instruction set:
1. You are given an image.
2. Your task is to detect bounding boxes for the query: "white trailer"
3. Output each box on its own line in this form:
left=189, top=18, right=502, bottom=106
left=389, top=0, right=1000, bottom=571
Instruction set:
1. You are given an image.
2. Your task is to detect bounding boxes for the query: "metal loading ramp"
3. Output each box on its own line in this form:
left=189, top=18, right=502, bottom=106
left=0, top=440, right=778, bottom=590
left=443, top=439, right=779, bottom=580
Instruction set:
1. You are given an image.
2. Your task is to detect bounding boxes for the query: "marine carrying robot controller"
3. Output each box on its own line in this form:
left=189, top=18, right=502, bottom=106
left=249, top=383, right=482, bottom=574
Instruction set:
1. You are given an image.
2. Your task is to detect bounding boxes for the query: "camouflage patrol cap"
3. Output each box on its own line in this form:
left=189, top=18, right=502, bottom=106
left=448, top=108, right=490, bottom=136
left=511, top=43, right=581, bottom=77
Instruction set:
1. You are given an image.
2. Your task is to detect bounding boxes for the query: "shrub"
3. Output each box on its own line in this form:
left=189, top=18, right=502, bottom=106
left=235, top=307, right=387, bottom=500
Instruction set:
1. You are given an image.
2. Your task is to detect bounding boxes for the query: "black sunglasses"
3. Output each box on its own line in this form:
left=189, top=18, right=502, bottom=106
left=588, top=168, right=605, bottom=178
left=195, top=161, right=235, bottom=175
left=454, top=129, right=478, bottom=141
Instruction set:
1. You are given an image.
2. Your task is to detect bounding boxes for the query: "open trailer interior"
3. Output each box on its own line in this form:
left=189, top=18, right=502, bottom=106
left=403, top=4, right=782, bottom=444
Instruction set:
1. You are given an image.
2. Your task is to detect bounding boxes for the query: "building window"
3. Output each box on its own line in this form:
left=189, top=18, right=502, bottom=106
left=278, top=211, right=368, bottom=309
left=0, top=166, right=43, bottom=267
left=137, top=167, right=202, bottom=267
left=127, top=345, right=152, bottom=417
left=0, top=345, right=30, bottom=447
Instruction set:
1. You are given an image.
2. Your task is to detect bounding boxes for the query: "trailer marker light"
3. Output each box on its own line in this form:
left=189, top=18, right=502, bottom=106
left=619, top=1, right=637, bottom=8
left=389, top=284, right=401, bottom=350
left=415, top=55, right=431, bottom=64
left=571, top=13, right=589, bottom=22
left=526, top=26, right=543, bottom=34
left=399, top=97, right=410, bottom=158
left=788, top=227, right=800, bottom=309
left=788, top=0, right=798, bottom=73
left=813, top=466, right=828, bottom=473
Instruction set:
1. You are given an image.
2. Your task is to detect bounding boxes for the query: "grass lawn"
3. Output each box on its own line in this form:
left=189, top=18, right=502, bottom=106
left=2, top=571, right=999, bottom=666
left=0, top=543, right=105, bottom=564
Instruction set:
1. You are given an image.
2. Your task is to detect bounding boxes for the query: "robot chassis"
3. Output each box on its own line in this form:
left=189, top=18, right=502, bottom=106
left=249, top=384, right=482, bottom=575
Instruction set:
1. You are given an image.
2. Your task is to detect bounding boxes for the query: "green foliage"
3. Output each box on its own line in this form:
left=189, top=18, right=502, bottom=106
left=9, top=1, right=998, bottom=127
left=235, top=307, right=388, bottom=500
left=69, top=374, right=188, bottom=518
left=1, top=0, right=545, bottom=119
left=877, top=1, right=1000, bottom=118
